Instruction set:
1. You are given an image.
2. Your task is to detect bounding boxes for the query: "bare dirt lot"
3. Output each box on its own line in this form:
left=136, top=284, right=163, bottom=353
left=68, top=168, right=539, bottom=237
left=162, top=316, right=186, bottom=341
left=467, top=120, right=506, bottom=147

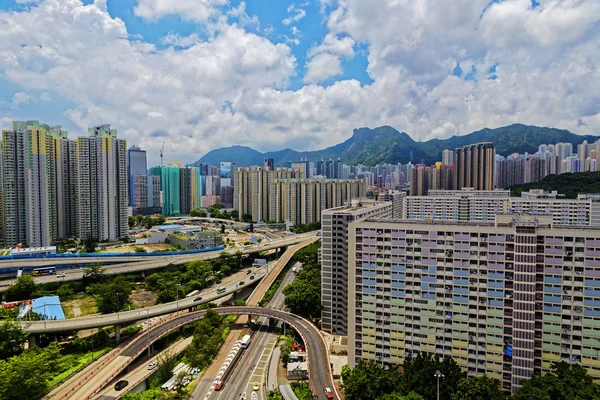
left=130, top=289, right=158, bottom=309
left=98, top=243, right=174, bottom=253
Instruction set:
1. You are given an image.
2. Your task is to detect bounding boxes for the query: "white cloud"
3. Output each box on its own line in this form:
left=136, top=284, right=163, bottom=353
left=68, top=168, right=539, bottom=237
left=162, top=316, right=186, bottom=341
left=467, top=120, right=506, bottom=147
left=11, top=92, right=31, bottom=108
left=228, top=1, right=259, bottom=30
left=133, top=0, right=227, bottom=22
left=161, top=33, right=202, bottom=48
left=282, top=4, right=307, bottom=25
left=1, top=0, right=600, bottom=165
left=303, top=53, right=342, bottom=83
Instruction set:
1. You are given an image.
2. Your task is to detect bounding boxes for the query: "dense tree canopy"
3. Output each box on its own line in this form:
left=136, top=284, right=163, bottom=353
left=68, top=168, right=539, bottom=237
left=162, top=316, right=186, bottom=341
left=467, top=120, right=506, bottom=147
left=513, top=362, right=600, bottom=400
left=282, top=241, right=322, bottom=319
left=87, top=275, right=135, bottom=314
left=186, top=309, right=225, bottom=369
left=0, top=320, right=27, bottom=360
left=6, top=275, right=38, bottom=301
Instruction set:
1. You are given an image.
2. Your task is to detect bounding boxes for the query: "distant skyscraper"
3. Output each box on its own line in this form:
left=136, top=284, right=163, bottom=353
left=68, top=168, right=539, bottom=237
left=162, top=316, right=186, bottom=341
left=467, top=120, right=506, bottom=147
left=131, top=175, right=161, bottom=214
left=263, top=158, right=274, bottom=171
left=127, top=145, right=147, bottom=207
left=220, top=162, right=235, bottom=187
left=454, top=142, right=495, bottom=190
left=442, top=149, right=454, bottom=165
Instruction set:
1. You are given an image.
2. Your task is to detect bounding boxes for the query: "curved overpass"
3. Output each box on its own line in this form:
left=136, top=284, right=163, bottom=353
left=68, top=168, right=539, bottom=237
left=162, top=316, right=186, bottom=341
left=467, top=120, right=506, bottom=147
left=0, top=232, right=316, bottom=270
left=49, top=307, right=334, bottom=400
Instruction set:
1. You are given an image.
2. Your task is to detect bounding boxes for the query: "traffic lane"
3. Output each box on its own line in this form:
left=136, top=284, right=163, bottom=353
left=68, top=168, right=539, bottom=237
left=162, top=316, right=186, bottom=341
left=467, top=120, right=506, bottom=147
left=0, top=233, right=317, bottom=269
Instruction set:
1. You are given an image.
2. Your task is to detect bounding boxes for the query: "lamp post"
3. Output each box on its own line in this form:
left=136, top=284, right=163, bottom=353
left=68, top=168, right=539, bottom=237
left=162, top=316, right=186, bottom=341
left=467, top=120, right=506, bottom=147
left=147, top=308, right=151, bottom=358
left=175, top=280, right=181, bottom=314
left=434, top=370, right=444, bottom=400
left=116, top=293, right=121, bottom=321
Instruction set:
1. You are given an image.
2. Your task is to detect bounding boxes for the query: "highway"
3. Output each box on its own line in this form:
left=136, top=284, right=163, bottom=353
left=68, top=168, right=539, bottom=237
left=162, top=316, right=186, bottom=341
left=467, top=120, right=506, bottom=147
left=0, top=233, right=318, bottom=295
left=197, top=263, right=299, bottom=400
left=51, top=307, right=333, bottom=400
left=0, top=233, right=315, bottom=270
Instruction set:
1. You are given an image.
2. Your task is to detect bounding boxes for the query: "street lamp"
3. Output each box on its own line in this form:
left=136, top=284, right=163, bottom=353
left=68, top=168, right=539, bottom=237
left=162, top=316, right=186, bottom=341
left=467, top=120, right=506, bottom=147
left=175, top=280, right=181, bottom=314
left=116, top=293, right=121, bottom=321
left=434, top=370, right=444, bottom=400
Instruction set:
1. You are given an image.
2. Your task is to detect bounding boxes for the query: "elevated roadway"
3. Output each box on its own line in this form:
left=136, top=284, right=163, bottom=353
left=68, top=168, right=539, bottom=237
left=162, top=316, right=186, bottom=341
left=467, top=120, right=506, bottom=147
left=47, top=307, right=334, bottom=400
left=0, top=233, right=317, bottom=293
left=0, top=232, right=315, bottom=269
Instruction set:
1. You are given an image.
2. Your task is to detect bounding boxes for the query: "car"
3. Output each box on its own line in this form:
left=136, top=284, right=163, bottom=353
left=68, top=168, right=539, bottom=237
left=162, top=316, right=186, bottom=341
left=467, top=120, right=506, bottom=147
left=114, top=380, right=129, bottom=391
left=147, top=362, right=157, bottom=370
left=249, top=275, right=255, bottom=280
left=239, top=281, right=245, bottom=286
left=324, top=387, right=334, bottom=399
left=216, top=279, right=222, bottom=284
left=56, top=273, right=66, bottom=278
left=253, top=382, right=260, bottom=391
left=194, top=296, right=203, bottom=302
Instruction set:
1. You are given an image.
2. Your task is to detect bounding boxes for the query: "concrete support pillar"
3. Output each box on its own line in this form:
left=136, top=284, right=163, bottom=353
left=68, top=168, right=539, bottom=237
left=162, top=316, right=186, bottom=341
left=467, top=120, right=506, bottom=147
left=115, top=325, right=121, bottom=342
left=248, top=314, right=253, bottom=324
left=1, top=292, right=6, bottom=302
left=28, top=335, right=37, bottom=348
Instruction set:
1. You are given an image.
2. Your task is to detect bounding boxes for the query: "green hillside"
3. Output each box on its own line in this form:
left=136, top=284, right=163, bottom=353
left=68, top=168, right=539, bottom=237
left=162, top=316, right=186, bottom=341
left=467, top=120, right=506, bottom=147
left=510, top=171, right=600, bottom=199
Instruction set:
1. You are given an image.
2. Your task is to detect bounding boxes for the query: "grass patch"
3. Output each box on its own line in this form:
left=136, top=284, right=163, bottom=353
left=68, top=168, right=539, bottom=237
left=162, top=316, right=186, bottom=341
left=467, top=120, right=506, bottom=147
left=290, top=382, right=313, bottom=400
left=47, top=347, right=113, bottom=389
left=61, top=295, right=98, bottom=319
left=223, top=314, right=238, bottom=324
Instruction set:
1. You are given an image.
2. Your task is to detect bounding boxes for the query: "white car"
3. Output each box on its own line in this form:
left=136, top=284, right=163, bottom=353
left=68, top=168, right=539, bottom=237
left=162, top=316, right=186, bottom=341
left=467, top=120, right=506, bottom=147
left=56, top=273, right=66, bottom=278
left=147, top=362, right=157, bottom=370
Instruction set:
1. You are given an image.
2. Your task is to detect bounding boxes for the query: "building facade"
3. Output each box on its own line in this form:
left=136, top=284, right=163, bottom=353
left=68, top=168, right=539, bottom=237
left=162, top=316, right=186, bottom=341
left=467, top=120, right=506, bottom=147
left=348, top=214, right=600, bottom=393
left=127, top=145, right=147, bottom=206
left=131, top=174, right=161, bottom=215
left=454, top=142, right=495, bottom=191
left=321, top=200, right=393, bottom=335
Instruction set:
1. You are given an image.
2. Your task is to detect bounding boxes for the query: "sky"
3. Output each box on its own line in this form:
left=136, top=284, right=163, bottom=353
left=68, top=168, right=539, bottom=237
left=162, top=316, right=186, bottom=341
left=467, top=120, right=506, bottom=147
left=0, top=0, right=599, bottom=166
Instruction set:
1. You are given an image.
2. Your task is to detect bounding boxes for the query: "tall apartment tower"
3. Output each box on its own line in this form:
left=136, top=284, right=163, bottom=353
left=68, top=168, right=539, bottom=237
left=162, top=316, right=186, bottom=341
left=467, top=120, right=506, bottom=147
left=442, top=149, right=454, bottom=165
left=1, top=121, right=72, bottom=247
left=264, top=158, right=275, bottom=171
left=347, top=214, right=600, bottom=393
left=48, top=126, right=77, bottom=240
left=74, top=125, right=128, bottom=241
left=454, top=142, right=495, bottom=190
left=321, top=200, right=393, bottom=335
left=127, top=145, right=147, bottom=207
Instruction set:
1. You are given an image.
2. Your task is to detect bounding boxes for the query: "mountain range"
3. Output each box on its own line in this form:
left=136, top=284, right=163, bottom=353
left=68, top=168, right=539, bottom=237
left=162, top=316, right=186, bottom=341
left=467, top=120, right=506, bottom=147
left=194, top=124, right=598, bottom=167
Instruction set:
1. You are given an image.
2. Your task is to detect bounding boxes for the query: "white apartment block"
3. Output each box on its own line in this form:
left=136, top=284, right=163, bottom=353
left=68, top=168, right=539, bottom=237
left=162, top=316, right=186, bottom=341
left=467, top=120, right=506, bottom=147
left=321, top=200, right=393, bottom=335
left=403, top=189, right=600, bottom=227
left=348, top=214, right=600, bottom=394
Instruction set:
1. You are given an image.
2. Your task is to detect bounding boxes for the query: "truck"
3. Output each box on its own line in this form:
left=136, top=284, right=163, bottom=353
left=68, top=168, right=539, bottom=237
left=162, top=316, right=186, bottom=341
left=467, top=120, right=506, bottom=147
left=185, top=290, right=200, bottom=298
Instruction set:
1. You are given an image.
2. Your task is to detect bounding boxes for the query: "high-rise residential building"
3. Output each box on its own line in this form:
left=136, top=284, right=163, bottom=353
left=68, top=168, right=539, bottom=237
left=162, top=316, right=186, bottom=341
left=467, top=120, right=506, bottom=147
left=270, top=178, right=366, bottom=226
left=376, top=190, right=407, bottom=219
left=74, top=124, right=128, bottom=242
left=347, top=214, right=600, bottom=393
left=409, top=163, right=454, bottom=195
left=234, top=167, right=304, bottom=222
left=127, top=145, right=147, bottom=207
left=219, top=186, right=234, bottom=209
left=321, top=200, right=393, bottom=335
left=403, top=188, right=600, bottom=227
left=220, top=162, right=235, bottom=187
left=264, top=158, right=275, bottom=171
left=131, top=174, right=161, bottom=214
left=1, top=121, right=77, bottom=247
left=160, top=165, right=204, bottom=216
left=454, top=142, right=495, bottom=190
left=442, top=149, right=454, bottom=165
left=291, top=160, right=308, bottom=178
left=204, top=175, right=221, bottom=196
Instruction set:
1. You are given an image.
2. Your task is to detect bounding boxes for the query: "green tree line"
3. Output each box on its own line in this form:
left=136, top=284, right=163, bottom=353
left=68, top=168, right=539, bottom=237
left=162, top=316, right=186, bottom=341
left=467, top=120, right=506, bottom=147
left=342, top=355, right=600, bottom=400
left=282, top=241, right=322, bottom=320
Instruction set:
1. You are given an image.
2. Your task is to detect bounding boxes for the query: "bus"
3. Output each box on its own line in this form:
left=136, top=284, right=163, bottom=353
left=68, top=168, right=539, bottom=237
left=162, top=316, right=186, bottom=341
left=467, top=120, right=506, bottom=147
left=216, top=286, right=226, bottom=294
left=186, top=290, right=200, bottom=298
left=241, top=334, right=251, bottom=349
left=33, top=267, right=56, bottom=276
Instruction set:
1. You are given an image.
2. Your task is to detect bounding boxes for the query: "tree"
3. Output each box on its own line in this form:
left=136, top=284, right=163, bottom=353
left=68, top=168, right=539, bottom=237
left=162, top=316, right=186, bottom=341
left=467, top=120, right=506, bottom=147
left=186, top=310, right=225, bottom=369
left=83, top=264, right=106, bottom=284
left=453, top=375, right=507, bottom=400
left=341, top=361, right=403, bottom=400
left=230, top=210, right=239, bottom=219
left=380, top=393, right=424, bottom=400
left=0, top=341, right=61, bottom=400
left=88, top=275, right=134, bottom=314
left=0, top=320, right=27, bottom=359
left=190, top=209, right=207, bottom=218
left=6, top=275, right=37, bottom=301
left=401, top=354, right=466, bottom=400
left=513, top=362, right=600, bottom=400
left=56, top=284, right=74, bottom=300
left=83, top=238, right=97, bottom=253
left=221, top=224, right=225, bottom=234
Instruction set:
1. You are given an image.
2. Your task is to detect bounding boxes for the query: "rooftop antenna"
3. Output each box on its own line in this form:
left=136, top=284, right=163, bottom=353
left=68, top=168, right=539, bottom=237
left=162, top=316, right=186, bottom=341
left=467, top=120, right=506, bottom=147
left=160, top=142, right=165, bottom=167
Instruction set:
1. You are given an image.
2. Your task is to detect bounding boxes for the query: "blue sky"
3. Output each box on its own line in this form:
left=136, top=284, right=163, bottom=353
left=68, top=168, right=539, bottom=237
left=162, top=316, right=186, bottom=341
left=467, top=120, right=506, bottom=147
left=0, top=0, right=599, bottom=165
